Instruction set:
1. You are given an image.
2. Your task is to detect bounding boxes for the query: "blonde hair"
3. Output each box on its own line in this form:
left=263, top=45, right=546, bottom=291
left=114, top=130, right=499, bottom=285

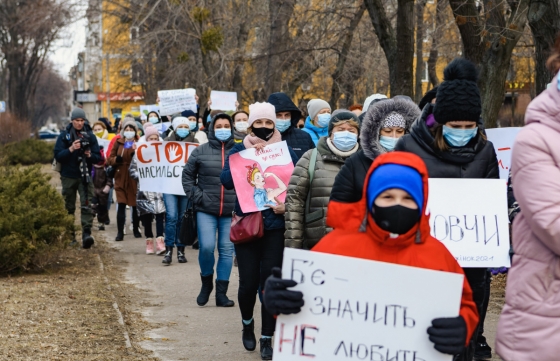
left=331, top=119, right=360, bottom=131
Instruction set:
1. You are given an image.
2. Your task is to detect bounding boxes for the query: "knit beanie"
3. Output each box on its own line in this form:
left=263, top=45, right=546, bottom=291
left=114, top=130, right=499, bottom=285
left=307, top=99, right=331, bottom=120
left=135, top=121, right=144, bottom=135
left=329, top=110, right=360, bottom=136
left=181, top=110, right=197, bottom=119
left=363, top=94, right=388, bottom=112
left=382, top=112, right=407, bottom=129
left=143, top=123, right=159, bottom=139
left=71, top=108, right=87, bottom=121
left=120, top=117, right=138, bottom=137
left=172, top=116, right=189, bottom=130
left=248, top=102, right=276, bottom=127
left=418, top=87, right=438, bottom=111
left=366, top=164, right=424, bottom=215
left=433, top=58, right=481, bottom=124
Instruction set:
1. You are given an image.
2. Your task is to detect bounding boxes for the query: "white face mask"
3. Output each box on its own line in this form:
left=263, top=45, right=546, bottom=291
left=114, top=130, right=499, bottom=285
left=123, top=131, right=135, bottom=139
left=235, top=121, right=249, bottom=133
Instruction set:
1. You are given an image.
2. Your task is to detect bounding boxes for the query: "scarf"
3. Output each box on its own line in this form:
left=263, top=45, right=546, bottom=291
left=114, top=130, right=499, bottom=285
left=326, top=138, right=359, bottom=158
left=243, top=128, right=283, bottom=148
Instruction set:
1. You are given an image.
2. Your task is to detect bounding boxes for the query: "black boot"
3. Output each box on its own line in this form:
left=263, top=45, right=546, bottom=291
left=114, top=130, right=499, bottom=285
left=260, top=337, right=273, bottom=360
left=162, top=246, right=173, bottom=265
left=116, top=211, right=125, bottom=241
left=82, top=228, right=95, bottom=249
left=242, top=319, right=256, bottom=351
left=196, top=274, right=214, bottom=306
left=177, top=246, right=187, bottom=263
left=215, top=280, right=234, bottom=307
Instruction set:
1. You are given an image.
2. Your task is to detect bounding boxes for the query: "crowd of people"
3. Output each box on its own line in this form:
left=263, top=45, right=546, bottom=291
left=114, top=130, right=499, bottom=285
left=52, top=51, right=560, bottom=361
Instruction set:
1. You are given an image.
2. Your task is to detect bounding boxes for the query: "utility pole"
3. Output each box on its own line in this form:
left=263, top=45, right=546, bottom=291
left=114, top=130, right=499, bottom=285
left=106, top=52, right=110, bottom=119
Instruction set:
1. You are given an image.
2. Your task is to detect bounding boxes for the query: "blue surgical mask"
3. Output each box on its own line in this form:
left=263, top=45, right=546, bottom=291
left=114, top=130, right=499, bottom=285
left=149, top=117, right=159, bottom=124
left=215, top=128, right=231, bottom=141
left=176, top=128, right=190, bottom=138
left=442, top=125, right=478, bottom=147
left=276, top=119, right=291, bottom=133
left=332, top=131, right=358, bottom=151
left=317, top=113, right=331, bottom=128
left=379, top=135, right=398, bottom=151
left=188, top=121, right=197, bottom=131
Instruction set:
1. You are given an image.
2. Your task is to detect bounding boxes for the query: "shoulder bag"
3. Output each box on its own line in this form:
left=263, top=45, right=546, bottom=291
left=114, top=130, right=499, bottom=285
left=230, top=211, right=264, bottom=244
left=179, top=188, right=198, bottom=246
left=305, top=148, right=324, bottom=224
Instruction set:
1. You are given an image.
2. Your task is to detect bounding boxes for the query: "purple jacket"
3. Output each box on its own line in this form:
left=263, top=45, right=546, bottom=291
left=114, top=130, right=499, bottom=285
left=496, top=74, right=560, bottom=360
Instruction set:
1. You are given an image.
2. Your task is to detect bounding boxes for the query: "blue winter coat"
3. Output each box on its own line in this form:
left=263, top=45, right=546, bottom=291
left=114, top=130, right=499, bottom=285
left=302, top=116, right=329, bottom=145
left=220, top=142, right=298, bottom=231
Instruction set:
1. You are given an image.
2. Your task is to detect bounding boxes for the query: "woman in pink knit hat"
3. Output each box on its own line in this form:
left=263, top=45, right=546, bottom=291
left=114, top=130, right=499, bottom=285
left=221, top=102, right=298, bottom=360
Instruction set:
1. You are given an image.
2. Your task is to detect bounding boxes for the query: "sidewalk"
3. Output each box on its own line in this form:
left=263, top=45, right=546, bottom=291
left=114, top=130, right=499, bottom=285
left=101, top=206, right=503, bottom=361
left=101, top=206, right=262, bottom=361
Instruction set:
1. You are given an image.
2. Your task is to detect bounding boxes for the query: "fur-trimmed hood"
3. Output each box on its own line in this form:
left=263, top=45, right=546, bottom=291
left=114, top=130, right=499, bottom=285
left=360, top=98, right=421, bottom=160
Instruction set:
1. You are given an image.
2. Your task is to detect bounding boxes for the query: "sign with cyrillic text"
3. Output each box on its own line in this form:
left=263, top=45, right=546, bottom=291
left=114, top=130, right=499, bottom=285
left=136, top=141, right=198, bottom=195
left=158, top=89, right=197, bottom=116
left=210, top=90, right=237, bottom=111
left=274, top=248, right=463, bottom=361
left=427, top=178, right=511, bottom=267
left=486, top=127, right=522, bottom=180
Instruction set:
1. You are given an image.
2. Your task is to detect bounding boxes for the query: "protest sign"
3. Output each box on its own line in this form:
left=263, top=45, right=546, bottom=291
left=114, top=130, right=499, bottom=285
left=156, top=122, right=171, bottom=134
left=274, top=248, right=464, bottom=361
left=486, top=127, right=522, bottom=180
left=158, top=89, right=197, bottom=116
left=96, top=138, right=112, bottom=151
left=140, top=104, right=160, bottom=120
left=427, top=178, right=511, bottom=268
left=210, top=90, right=237, bottom=111
left=135, top=141, right=198, bottom=195
left=229, top=141, right=294, bottom=213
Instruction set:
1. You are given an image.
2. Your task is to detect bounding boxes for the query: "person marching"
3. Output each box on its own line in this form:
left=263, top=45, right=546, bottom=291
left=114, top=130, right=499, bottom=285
left=220, top=102, right=298, bottom=360
left=91, top=121, right=113, bottom=230
left=182, top=113, right=237, bottom=307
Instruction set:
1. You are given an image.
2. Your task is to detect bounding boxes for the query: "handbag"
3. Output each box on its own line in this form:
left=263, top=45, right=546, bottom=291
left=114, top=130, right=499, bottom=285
left=179, top=192, right=198, bottom=246
left=230, top=211, right=264, bottom=244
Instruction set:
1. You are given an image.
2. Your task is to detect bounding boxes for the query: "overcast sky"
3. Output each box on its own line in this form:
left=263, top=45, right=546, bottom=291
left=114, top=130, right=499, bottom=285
left=50, top=15, right=87, bottom=78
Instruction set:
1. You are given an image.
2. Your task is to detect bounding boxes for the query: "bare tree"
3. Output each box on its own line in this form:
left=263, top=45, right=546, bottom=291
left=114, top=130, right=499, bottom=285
left=449, top=0, right=530, bottom=128
left=528, top=0, right=560, bottom=95
left=33, top=62, right=71, bottom=129
left=0, top=0, right=75, bottom=121
left=415, top=0, right=428, bottom=102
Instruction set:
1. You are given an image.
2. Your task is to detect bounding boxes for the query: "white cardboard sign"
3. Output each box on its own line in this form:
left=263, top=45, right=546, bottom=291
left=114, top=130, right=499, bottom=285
left=96, top=138, right=111, bottom=151
left=485, top=127, right=522, bottom=180
left=274, top=248, right=464, bottom=361
left=158, top=89, right=197, bottom=116
left=210, top=90, right=237, bottom=111
left=135, top=141, right=198, bottom=195
left=427, top=178, right=511, bottom=268
left=140, top=104, right=160, bottom=120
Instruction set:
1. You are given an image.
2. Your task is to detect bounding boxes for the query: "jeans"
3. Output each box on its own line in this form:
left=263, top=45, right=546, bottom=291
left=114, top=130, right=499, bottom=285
left=163, top=193, right=189, bottom=247
left=197, top=212, right=234, bottom=280
left=235, top=229, right=284, bottom=337
left=61, top=176, right=94, bottom=233
left=140, top=213, right=165, bottom=238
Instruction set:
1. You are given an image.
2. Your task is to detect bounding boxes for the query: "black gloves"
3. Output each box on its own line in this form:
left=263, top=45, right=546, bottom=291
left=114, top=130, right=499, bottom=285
left=427, top=316, right=467, bottom=355
left=116, top=155, right=123, bottom=163
left=130, top=150, right=135, bottom=158
left=263, top=267, right=304, bottom=316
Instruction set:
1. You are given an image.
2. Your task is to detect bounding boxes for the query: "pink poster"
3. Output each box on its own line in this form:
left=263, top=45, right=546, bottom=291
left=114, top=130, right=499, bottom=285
left=230, top=141, right=294, bottom=213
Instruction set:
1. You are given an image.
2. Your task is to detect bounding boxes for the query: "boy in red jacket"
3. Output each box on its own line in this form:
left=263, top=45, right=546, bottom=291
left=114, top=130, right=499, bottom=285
left=264, top=152, right=479, bottom=358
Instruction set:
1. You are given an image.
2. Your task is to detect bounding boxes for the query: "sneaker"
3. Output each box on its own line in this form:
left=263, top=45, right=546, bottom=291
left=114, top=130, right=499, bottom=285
left=474, top=335, right=492, bottom=360
left=146, top=239, right=155, bottom=254
left=260, top=337, right=273, bottom=360
left=155, top=237, right=165, bottom=255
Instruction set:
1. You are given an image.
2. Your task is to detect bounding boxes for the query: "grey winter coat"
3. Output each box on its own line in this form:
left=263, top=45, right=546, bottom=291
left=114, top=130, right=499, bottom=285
left=129, top=157, right=166, bottom=216
left=285, top=137, right=359, bottom=249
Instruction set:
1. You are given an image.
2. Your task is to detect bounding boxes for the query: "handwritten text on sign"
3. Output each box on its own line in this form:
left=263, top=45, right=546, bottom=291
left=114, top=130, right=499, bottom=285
left=485, top=127, right=522, bottom=180
left=274, top=248, right=463, bottom=361
left=136, top=141, right=198, bottom=195
left=158, top=89, right=197, bottom=116
left=427, top=178, right=511, bottom=268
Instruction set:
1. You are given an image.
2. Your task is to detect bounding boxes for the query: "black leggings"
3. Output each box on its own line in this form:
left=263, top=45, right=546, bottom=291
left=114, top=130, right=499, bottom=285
left=140, top=213, right=165, bottom=238
left=117, top=203, right=139, bottom=231
left=234, top=229, right=284, bottom=337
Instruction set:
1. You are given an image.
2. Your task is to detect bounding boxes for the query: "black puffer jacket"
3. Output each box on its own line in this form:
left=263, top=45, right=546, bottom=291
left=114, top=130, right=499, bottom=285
left=330, top=98, right=420, bottom=203
left=182, top=115, right=237, bottom=217
left=395, top=104, right=499, bottom=179
left=268, top=92, right=315, bottom=160
left=54, top=122, right=102, bottom=179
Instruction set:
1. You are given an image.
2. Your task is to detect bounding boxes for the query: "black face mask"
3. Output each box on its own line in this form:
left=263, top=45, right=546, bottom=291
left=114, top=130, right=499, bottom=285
left=252, top=126, right=275, bottom=141
left=372, top=204, right=420, bottom=235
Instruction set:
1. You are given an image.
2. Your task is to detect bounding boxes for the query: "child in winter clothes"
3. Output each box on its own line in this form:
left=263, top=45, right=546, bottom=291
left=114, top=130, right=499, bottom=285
left=263, top=152, right=479, bottom=360
left=129, top=123, right=166, bottom=255
left=91, top=145, right=112, bottom=230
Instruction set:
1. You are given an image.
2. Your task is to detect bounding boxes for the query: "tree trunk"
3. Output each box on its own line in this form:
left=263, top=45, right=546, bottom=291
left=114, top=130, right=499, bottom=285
left=528, top=0, right=560, bottom=95
left=231, top=20, right=250, bottom=101
left=415, top=0, right=428, bottom=102
left=329, top=3, right=366, bottom=107
left=427, top=0, right=447, bottom=87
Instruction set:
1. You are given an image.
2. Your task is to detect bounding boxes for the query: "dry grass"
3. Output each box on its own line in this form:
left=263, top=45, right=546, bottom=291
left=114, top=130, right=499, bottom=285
left=0, top=240, right=159, bottom=361
left=0, top=112, right=32, bottom=145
